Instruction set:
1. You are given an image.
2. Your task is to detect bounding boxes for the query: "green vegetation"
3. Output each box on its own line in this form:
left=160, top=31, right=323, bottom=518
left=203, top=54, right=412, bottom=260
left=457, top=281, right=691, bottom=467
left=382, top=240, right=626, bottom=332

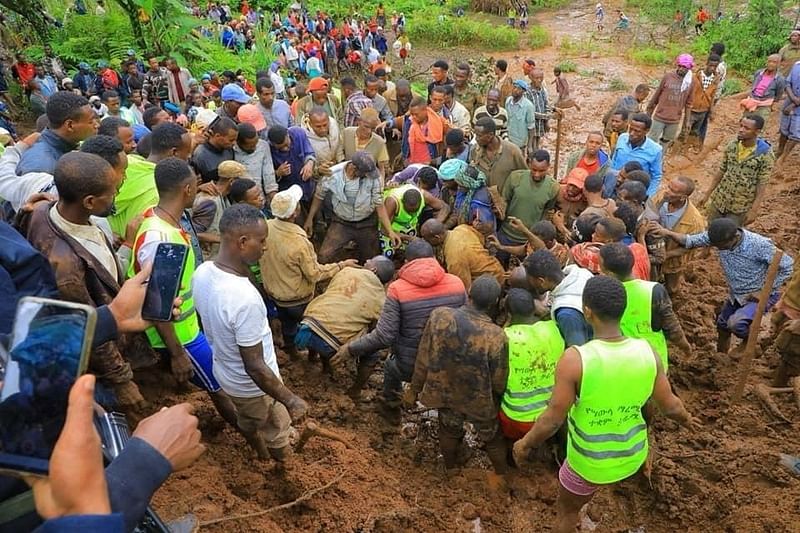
left=527, top=25, right=551, bottom=49
left=628, top=47, right=670, bottom=65
left=558, top=36, right=602, bottom=57
left=406, top=9, right=519, bottom=51
left=21, top=1, right=273, bottom=78
left=555, top=59, right=577, bottom=73
left=625, top=0, right=693, bottom=23
left=692, top=0, right=792, bottom=75
left=721, top=78, right=745, bottom=97
left=607, top=77, right=628, bottom=91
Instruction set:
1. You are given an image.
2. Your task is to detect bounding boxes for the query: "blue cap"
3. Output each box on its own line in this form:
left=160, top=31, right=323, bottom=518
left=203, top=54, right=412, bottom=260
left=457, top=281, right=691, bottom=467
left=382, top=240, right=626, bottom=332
left=97, top=59, right=109, bottom=68
left=78, top=62, right=90, bottom=70
left=513, top=79, right=529, bottom=91
left=220, top=83, right=250, bottom=104
left=163, top=102, right=181, bottom=114
left=201, top=73, right=212, bottom=81
left=132, top=123, right=150, bottom=143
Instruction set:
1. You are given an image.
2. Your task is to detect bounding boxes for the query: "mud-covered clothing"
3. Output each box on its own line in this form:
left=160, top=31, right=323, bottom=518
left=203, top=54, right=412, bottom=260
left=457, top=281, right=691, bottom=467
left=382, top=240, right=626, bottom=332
left=411, top=305, right=508, bottom=420
left=442, top=224, right=505, bottom=290
left=348, top=257, right=466, bottom=373
left=643, top=193, right=706, bottom=275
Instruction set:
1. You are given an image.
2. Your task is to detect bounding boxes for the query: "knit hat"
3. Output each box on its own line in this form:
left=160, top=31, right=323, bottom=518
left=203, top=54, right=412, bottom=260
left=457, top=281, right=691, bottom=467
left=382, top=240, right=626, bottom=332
left=270, top=184, right=303, bottom=218
left=237, top=103, right=267, bottom=131
left=217, top=160, right=247, bottom=179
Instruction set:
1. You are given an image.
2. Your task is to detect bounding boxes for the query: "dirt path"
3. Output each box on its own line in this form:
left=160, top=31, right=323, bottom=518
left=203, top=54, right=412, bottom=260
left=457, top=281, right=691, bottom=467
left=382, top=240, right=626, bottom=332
left=149, top=4, right=800, bottom=532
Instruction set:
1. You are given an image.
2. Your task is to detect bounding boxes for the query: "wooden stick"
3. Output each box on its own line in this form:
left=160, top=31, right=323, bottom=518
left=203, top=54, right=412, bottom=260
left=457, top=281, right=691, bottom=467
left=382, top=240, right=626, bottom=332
left=198, top=470, right=346, bottom=528
left=295, top=421, right=353, bottom=452
left=553, top=113, right=563, bottom=180
left=731, top=250, right=784, bottom=404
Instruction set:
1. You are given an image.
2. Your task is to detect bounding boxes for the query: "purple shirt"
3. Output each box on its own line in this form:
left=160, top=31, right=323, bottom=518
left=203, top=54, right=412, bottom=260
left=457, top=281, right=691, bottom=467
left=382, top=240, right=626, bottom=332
left=270, top=127, right=317, bottom=201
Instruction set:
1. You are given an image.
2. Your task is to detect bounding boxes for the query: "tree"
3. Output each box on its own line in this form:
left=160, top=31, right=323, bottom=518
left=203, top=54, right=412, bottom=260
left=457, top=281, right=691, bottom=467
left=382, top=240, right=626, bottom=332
left=0, top=0, right=54, bottom=39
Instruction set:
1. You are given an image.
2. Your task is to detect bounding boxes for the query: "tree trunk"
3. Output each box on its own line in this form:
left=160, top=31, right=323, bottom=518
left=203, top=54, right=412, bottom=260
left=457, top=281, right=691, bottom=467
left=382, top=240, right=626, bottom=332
left=112, top=0, right=148, bottom=49
left=0, top=0, right=51, bottom=40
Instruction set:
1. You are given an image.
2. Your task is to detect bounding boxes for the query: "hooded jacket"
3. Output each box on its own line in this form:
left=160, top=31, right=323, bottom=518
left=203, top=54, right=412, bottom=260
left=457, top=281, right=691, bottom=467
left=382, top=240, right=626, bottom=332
left=349, top=257, right=466, bottom=370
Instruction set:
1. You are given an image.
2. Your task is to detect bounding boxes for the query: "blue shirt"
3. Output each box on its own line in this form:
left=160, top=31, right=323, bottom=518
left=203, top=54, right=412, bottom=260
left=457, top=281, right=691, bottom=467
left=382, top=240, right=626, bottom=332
left=258, top=99, right=294, bottom=129
left=610, top=133, right=663, bottom=196
left=685, top=229, right=794, bottom=303
left=270, top=127, right=316, bottom=201
left=504, top=95, right=536, bottom=149
left=36, top=75, right=58, bottom=98
left=16, top=129, right=77, bottom=175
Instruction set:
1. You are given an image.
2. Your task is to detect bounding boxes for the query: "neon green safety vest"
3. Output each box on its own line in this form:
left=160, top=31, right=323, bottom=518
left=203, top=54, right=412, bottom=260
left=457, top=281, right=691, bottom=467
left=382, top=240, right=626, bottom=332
left=620, top=279, right=669, bottom=372
left=501, top=321, right=565, bottom=423
left=567, top=338, right=657, bottom=484
left=384, top=184, right=425, bottom=235
left=128, top=209, right=199, bottom=348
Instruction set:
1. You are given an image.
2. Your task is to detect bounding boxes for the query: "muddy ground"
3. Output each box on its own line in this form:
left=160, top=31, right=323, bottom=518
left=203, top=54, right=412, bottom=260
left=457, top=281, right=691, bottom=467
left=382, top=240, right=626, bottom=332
left=146, top=4, right=800, bottom=532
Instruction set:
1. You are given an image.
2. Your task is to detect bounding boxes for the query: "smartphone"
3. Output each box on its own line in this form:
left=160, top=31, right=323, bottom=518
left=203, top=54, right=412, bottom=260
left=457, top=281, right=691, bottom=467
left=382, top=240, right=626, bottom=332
left=0, top=297, right=96, bottom=476
left=141, top=242, right=189, bottom=322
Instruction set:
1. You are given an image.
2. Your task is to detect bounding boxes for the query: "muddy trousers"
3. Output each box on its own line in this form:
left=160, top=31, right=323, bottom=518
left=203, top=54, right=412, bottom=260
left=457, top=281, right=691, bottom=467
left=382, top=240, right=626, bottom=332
left=382, top=354, right=413, bottom=406
left=438, top=409, right=509, bottom=474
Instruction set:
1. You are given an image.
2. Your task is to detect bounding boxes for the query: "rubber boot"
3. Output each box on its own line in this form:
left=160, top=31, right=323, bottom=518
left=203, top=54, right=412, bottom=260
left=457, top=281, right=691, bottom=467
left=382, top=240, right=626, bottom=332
left=378, top=400, right=402, bottom=425
left=439, top=432, right=462, bottom=470
left=346, top=363, right=374, bottom=401
left=484, top=433, right=510, bottom=475
left=268, top=445, right=291, bottom=462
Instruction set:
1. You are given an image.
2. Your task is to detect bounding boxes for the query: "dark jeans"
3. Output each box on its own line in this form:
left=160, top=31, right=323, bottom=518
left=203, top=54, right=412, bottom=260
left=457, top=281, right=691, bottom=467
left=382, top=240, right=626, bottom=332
left=554, top=307, right=593, bottom=347
left=382, top=354, right=414, bottom=405
left=276, top=303, right=307, bottom=349
left=318, top=213, right=380, bottom=265
left=717, top=293, right=779, bottom=339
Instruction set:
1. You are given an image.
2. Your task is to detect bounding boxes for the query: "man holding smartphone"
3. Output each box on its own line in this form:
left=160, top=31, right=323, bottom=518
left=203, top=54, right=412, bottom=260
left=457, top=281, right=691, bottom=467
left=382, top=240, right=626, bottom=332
left=194, top=203, right=308, bottom=462
left=128, top=157, right=238, bottom=429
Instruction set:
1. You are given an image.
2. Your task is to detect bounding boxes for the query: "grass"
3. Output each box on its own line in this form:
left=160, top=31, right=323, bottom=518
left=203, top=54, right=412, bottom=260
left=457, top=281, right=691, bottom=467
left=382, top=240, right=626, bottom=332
left=407, top=11, right=520, bottom=51
left=607, top=77, right=629, bottom=91
left=578, top=68, right=598, bottom=78
left=527, top=25, right=551, bottom=49
left=628, top=44, right=683, bottom=66
left=558, top=36, right=603, bottom=57
left=721, top=78, right=744, bottom=97
left=555, top=60, right=577, bottom=73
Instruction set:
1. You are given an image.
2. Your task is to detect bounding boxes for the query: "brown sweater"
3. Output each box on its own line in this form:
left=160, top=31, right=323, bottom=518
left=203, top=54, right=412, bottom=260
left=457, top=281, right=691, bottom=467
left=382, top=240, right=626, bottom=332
left=647, top=71, right=693, bottom=124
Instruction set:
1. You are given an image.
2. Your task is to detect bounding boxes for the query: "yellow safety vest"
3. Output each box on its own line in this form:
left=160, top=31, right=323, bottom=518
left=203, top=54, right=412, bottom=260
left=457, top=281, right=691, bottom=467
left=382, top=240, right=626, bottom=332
left=128, top=209, right=199, bottom=348
left=620, top=279, right=669, bottom=371
left=501, top=321, right=565, bottom=423
left=567, top=338, right=656, bottom=484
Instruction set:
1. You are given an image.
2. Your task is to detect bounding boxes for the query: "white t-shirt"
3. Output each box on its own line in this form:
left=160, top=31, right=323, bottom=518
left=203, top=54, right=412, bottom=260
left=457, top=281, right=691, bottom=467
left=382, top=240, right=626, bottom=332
left=193, top=262, right=281, bottom=398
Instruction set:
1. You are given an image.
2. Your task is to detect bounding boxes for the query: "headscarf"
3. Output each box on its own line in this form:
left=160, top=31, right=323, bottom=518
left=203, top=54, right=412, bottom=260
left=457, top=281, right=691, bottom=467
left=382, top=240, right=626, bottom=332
left=454, top=165, right=488, bottom=222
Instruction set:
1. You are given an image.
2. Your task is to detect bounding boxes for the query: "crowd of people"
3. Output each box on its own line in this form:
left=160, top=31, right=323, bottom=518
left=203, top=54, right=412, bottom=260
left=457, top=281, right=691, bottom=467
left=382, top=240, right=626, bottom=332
left=1, top=3, right=800, bottom=532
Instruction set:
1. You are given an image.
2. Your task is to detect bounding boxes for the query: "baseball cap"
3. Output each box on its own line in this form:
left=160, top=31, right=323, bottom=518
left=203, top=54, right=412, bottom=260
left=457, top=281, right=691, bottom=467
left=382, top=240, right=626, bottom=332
left=237, top=103, right=267, bottom=132
left=78, top=62, right=90, bottom=70
left=350, top=151, right=380, bottom=180
left=307, top=77, right=329, bottom=92
left=564, top=168, right=589, bottom=189
left=195, top=108, right=218, bottom=130
left=218, top=160, right=247, bottom=179
left=89, top=95, right=101, bottom=103
left=220, top=83, right=251, bottom=104
left=270, top=184, right=304, bottom=219
left=513, top=79, right=530, bottom=91
left=163, top=102, right=181, bottom=115
left=62, top=77, right=73, bottom=86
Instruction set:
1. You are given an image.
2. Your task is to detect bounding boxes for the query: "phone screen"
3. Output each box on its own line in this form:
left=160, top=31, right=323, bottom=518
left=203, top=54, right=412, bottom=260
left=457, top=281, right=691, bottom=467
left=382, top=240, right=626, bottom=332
left=141, top=243, right=188, bottom=322
left=0, top=299, right=95, bottom=475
